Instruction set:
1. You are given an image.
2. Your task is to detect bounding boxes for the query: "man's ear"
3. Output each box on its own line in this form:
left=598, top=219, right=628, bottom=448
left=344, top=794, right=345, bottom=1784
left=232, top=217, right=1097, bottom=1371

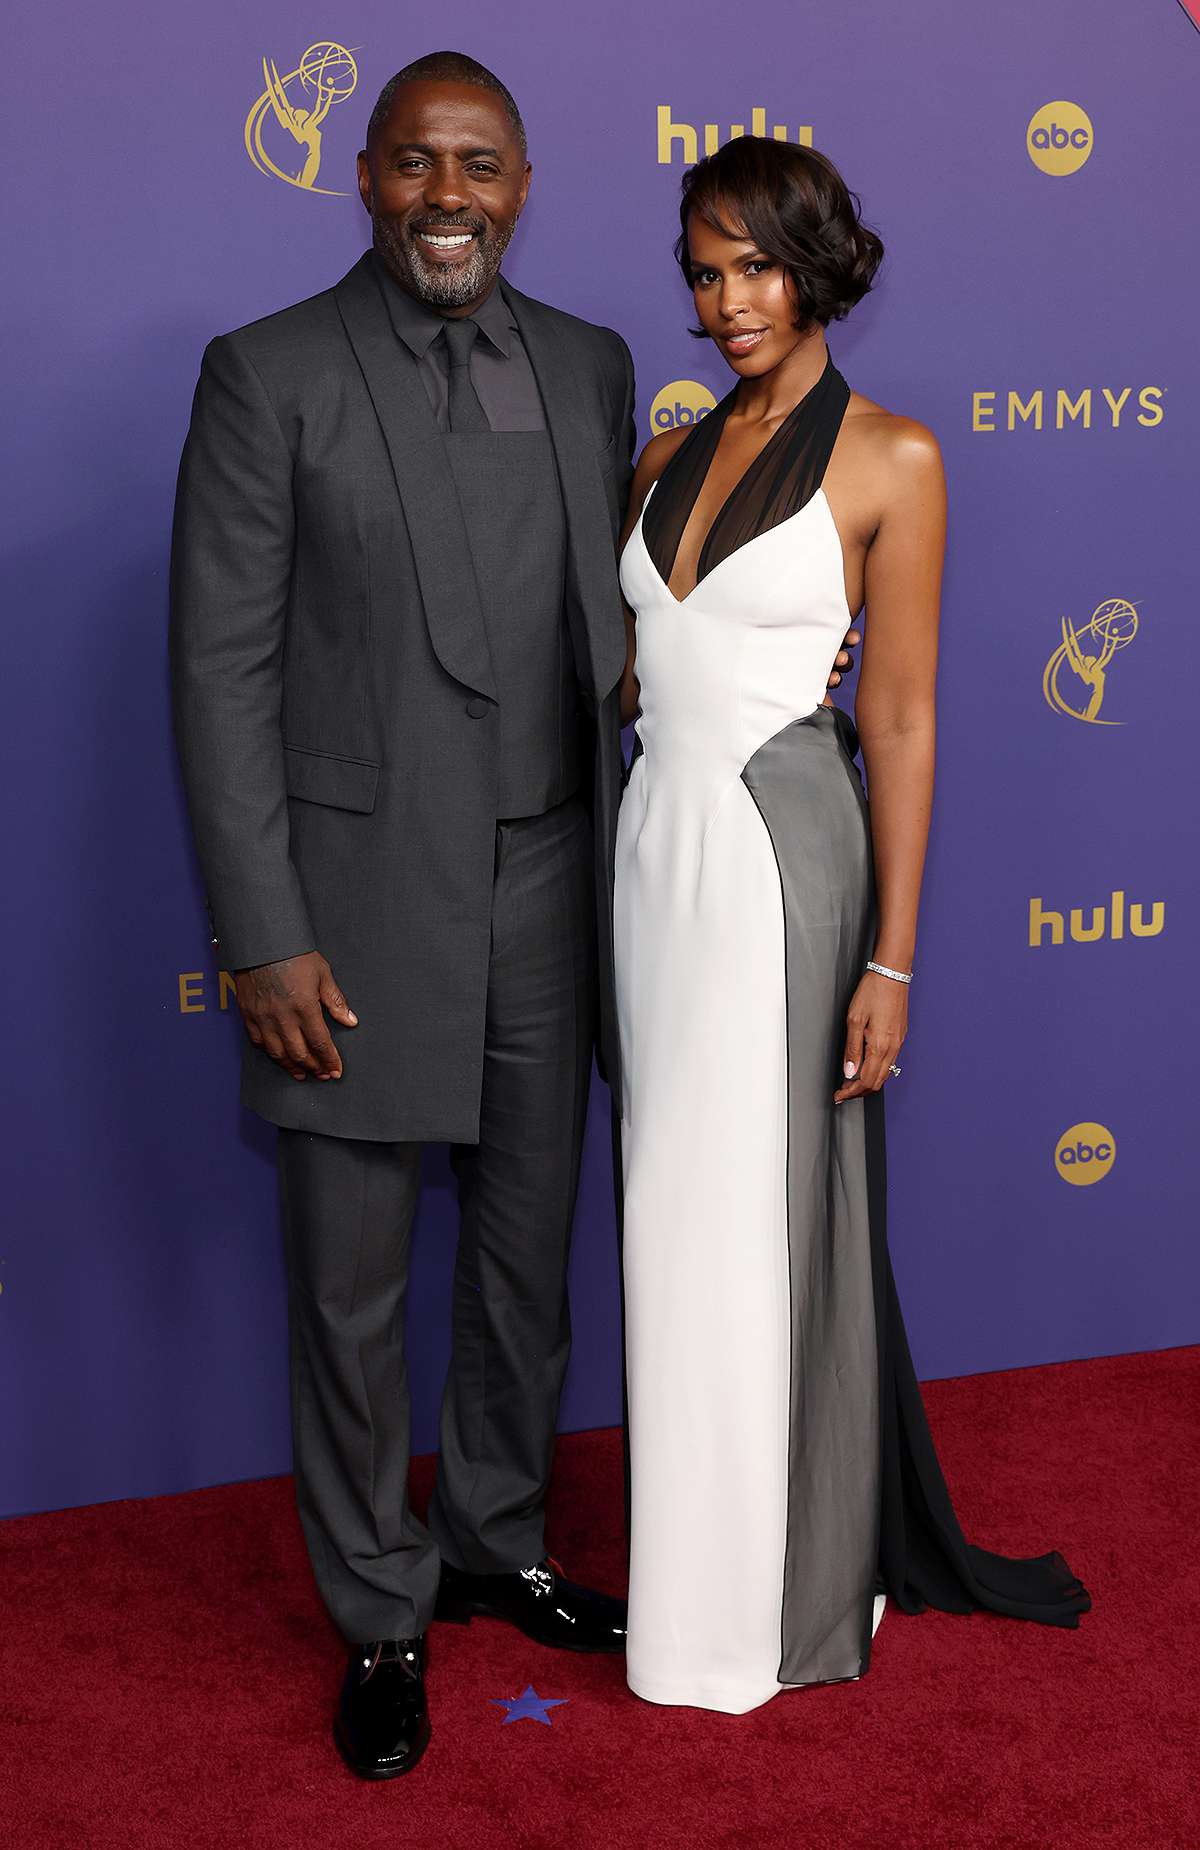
left=356, top=151, right=372, bottom=214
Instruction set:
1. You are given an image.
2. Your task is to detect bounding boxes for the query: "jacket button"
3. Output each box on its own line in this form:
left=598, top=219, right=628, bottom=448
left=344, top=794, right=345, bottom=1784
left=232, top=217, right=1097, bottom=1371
left=466, top=698, right=490, bottom=719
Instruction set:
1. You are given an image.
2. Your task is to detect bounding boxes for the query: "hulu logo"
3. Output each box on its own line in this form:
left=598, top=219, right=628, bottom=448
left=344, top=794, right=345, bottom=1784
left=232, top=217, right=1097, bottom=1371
left=1028, top=891, right=1165, bottom=947
left=656, top=106, right=813, bottom=165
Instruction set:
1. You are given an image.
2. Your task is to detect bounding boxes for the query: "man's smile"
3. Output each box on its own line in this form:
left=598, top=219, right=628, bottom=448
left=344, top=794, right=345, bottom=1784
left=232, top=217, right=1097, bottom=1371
left=416, top=230, right=476, bottom=250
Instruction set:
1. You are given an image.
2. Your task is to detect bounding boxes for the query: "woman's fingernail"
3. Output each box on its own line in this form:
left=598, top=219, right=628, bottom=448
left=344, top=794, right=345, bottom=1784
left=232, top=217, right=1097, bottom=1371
left=843, top=1061, right=857, bottom=1078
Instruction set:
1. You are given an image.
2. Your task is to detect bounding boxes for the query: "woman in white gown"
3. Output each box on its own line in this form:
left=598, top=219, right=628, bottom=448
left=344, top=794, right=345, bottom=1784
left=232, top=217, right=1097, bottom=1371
left=613, top=137, right=1089, bottom=1715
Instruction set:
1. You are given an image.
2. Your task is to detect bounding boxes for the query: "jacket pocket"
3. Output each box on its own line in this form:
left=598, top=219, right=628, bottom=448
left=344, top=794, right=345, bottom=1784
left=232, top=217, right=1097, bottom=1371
left=283, top=744, right=380, bottom=813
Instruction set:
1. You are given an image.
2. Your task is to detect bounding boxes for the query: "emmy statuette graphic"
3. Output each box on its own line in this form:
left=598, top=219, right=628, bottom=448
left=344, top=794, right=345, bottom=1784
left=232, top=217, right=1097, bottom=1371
left=1042, top=598, right=1141, bottom=725
left=244, top=42, right=359, bottom=195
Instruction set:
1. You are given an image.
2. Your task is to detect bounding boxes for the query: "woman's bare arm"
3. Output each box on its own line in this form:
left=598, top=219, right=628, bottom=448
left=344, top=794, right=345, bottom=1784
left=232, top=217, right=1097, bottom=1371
left=835, top=417, right=946, bottom=1103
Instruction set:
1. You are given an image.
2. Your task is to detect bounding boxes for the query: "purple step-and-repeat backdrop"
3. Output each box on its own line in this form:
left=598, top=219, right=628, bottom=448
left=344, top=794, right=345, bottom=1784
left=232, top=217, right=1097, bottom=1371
left=3, top=2, right=1198, bottom=1518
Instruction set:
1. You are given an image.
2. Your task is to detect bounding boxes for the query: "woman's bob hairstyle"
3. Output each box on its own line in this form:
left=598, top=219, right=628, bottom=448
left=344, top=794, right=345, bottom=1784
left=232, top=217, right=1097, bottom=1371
left=676, top=136, right=884, bottom=333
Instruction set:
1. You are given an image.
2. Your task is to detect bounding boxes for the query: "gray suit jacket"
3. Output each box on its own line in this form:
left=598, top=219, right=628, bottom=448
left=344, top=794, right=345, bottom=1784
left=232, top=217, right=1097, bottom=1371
left=170, top=252, right=634, bottom=1142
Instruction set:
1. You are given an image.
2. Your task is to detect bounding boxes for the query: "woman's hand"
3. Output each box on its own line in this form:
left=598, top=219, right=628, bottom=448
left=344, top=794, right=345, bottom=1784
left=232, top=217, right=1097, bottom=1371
left=834, top=969, right=908, bottom=1103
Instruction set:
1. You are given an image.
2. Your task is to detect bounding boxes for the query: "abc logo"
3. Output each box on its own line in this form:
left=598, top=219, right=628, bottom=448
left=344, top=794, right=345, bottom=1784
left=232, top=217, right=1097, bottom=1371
left=1054, top=1121, right=1116, bottom=1187
left=1027, top=101, right=1093, bottom=176
left=650, top=379, right=717, bottom=436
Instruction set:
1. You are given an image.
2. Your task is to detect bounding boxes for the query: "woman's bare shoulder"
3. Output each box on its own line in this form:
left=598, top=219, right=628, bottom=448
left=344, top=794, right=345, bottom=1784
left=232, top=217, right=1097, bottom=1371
left=842, top=390, right=943, bottom=486
left=635, top=424, right=691, bottom=488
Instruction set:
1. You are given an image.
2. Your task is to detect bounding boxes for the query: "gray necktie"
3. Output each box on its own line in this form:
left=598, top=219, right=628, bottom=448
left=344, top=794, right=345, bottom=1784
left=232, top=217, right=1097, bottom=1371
left=442, top=318, right=489, bottom=432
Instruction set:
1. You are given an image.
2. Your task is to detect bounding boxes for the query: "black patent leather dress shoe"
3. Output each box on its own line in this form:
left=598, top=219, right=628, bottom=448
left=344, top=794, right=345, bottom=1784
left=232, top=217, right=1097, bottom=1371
left=333, top=1636, right=431, bottom=1780
left=436, top=1557, right=627, bottom=1653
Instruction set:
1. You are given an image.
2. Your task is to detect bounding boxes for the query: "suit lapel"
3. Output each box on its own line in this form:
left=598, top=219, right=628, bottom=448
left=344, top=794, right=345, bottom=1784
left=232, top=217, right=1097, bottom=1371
left=502, top=282, right=628, bottom=698
left=335, top=254, right=496, bottom=700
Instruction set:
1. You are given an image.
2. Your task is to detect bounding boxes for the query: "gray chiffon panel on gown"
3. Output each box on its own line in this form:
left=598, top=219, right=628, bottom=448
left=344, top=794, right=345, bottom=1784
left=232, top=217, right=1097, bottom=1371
left=741, top=705, right=880, bottom=1685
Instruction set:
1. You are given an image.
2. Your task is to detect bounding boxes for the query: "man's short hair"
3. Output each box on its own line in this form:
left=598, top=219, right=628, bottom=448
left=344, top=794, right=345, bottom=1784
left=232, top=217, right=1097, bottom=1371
left=367, top=51, right=527, bottom=157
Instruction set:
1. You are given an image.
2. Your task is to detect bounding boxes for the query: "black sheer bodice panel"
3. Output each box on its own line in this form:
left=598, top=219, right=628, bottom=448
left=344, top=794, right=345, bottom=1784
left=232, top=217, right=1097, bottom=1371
left=641, top=350, right=852, bottom=594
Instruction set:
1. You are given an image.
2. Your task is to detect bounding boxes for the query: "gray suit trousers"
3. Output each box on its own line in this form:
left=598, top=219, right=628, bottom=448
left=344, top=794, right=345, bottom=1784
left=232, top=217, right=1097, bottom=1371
left=278, top=797, right=597, bottom=1643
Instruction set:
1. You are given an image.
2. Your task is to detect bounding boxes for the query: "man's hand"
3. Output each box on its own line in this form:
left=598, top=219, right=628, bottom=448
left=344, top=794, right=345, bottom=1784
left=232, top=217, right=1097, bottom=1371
left=823, top=624, right=862, bottom=703
left=235, top=952, right=358, bottom=1081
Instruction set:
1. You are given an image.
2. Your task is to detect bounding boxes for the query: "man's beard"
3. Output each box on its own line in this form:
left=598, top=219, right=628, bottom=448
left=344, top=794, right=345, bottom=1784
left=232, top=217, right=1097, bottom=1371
left=373, top=210, right=515, bottom=309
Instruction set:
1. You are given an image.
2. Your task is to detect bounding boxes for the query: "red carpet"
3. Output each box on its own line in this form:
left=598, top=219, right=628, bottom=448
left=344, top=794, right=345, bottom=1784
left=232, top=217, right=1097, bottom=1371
left=1, top=1347, right=1196, bottom=1850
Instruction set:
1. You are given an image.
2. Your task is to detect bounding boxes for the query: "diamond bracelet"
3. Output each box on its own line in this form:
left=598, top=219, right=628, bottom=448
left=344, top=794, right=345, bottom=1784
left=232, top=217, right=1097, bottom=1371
left=866, top=960, right=912, bottom=985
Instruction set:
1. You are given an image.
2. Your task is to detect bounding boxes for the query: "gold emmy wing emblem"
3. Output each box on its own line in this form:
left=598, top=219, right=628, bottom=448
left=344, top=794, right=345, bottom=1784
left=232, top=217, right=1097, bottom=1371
left=1042, top=598, right=1140, bottom=726
left=244, top=42, right=359, bottom=195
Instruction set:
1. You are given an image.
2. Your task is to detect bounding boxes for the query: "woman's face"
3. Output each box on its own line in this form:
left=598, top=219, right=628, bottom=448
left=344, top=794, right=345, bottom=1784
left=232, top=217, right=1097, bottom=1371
left=687, top=211, right=808, bottom=378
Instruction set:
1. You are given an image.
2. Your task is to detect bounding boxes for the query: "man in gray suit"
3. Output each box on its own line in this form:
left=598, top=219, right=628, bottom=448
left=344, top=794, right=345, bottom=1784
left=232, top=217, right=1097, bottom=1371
left=171, top=50, right=858, bottom=1778
left=171, top=49, right=635, bottom=1777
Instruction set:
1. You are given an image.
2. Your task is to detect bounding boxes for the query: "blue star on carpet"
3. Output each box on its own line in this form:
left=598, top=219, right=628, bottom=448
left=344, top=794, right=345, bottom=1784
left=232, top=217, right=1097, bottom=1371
left=490, top=1684, right=568, bottom=1727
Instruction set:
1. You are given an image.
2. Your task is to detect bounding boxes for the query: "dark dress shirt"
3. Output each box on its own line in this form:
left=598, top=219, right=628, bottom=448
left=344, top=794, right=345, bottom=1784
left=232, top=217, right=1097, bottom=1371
left=373, top=255, right=547, bottom=432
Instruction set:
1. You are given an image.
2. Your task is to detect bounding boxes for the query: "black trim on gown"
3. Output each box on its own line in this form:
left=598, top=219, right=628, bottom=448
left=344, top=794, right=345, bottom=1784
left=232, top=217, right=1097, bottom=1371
left=862, top=1069, right=1090, bottom=1662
